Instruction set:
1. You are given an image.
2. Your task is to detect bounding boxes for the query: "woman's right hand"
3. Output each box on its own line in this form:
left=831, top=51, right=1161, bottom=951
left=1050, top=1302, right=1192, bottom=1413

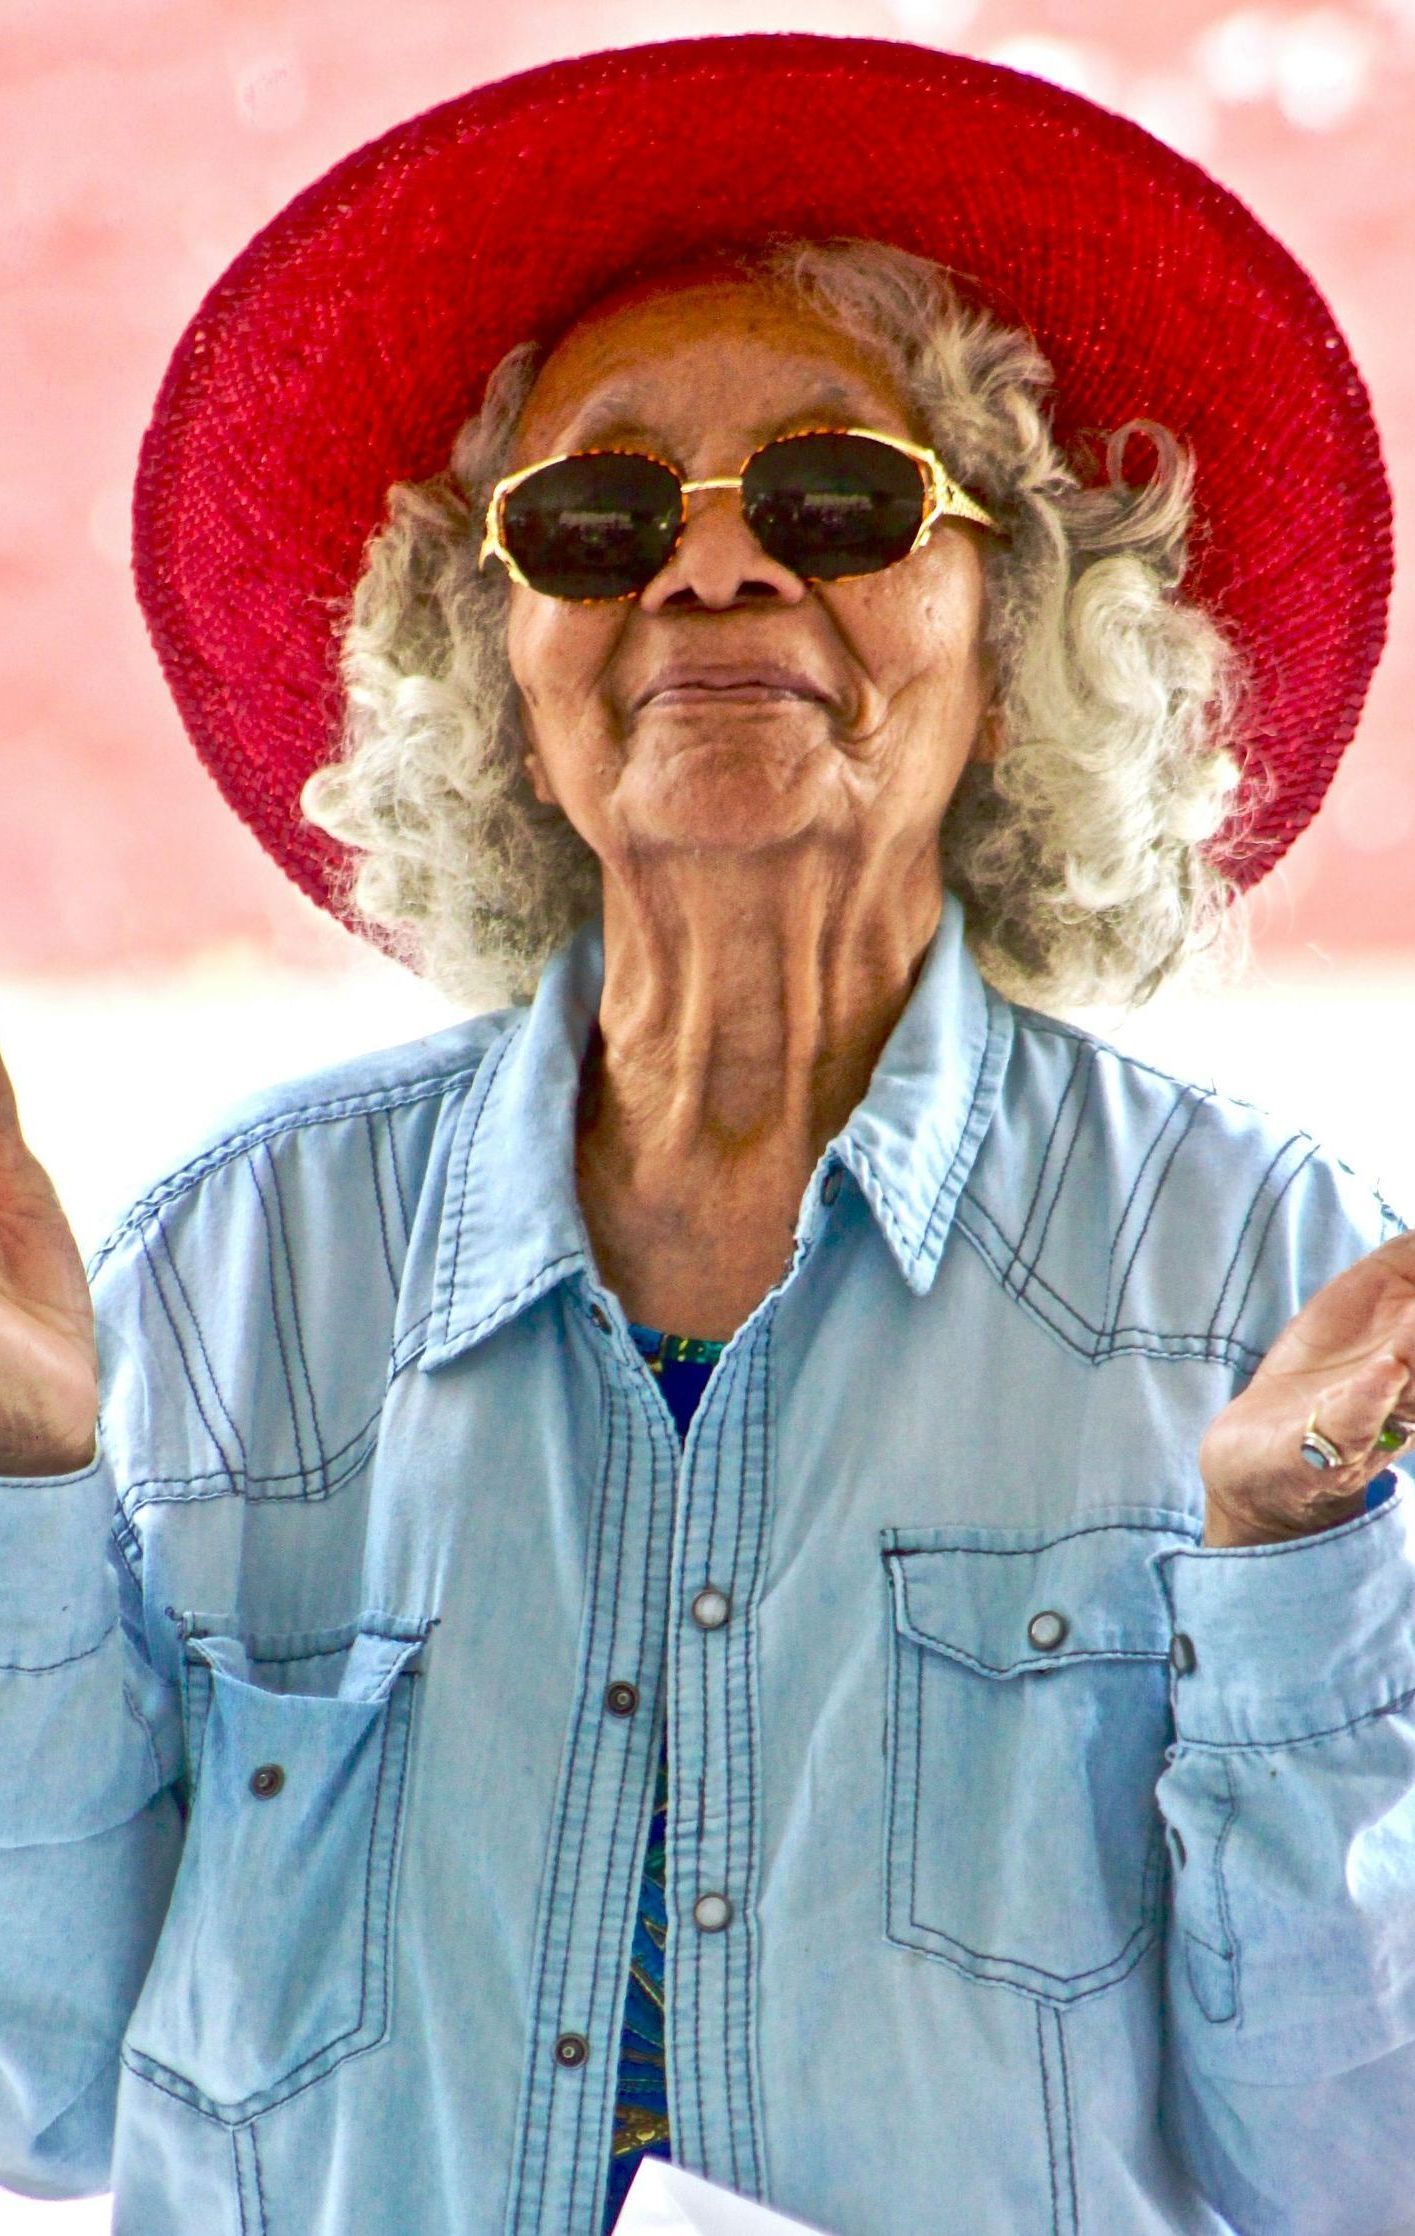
left=0, top=1045, right=98, bottom=1476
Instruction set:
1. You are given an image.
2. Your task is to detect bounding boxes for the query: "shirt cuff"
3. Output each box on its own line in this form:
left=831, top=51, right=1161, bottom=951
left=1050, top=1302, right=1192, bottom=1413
left=0, top=1433, right=118, bottom=1669
left=1156, top=1475, right=1415, bottom=1748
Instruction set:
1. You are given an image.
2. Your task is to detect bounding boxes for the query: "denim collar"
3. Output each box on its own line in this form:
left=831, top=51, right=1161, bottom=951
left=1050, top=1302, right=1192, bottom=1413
left=420, top=892, right=1012, bottom=1369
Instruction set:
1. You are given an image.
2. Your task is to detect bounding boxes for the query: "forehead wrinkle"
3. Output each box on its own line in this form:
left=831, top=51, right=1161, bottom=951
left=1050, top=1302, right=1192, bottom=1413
left=540, top=377, right=893, bottom=460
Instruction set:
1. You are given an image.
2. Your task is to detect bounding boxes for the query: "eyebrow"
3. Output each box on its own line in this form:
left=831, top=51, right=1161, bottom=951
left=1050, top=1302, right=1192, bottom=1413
left=553, top=379, right=873, bottom=455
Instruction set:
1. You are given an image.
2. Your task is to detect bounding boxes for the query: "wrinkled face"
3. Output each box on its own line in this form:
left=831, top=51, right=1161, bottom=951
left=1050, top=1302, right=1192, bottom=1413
left=503, top=274, right=997, bottom=880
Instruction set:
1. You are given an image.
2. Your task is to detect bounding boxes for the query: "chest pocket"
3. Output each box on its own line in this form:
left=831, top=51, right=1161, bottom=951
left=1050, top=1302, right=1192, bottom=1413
left=122, top=1609, right=435, bottom=2123
left=880, top=1517, right=1190, bottom=2005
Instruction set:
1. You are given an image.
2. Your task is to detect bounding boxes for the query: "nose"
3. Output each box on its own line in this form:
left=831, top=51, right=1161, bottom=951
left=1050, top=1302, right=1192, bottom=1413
left=636, top=483, right=808, bottom=613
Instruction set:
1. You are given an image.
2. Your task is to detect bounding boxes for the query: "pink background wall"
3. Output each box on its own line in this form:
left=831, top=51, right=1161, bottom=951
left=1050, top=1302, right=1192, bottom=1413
left=6, top=0, right=1413, bottom=978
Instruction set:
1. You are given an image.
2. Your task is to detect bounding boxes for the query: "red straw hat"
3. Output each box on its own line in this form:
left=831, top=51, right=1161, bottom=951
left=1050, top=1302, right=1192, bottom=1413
left=132, top=32, right=1392, bottom=938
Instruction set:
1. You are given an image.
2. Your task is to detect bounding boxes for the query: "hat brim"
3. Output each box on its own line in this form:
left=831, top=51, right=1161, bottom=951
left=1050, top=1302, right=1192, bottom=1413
left=132, top=32, right=1393, bottom=934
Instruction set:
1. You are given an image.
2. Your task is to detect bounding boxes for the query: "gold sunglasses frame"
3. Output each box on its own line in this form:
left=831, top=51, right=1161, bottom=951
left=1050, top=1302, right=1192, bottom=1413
left=477, top=425, right=999, bottom=599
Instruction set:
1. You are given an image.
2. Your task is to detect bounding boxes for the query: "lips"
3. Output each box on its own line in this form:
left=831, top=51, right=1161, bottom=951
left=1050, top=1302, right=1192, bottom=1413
left=633, top=662, right=832, bottom=710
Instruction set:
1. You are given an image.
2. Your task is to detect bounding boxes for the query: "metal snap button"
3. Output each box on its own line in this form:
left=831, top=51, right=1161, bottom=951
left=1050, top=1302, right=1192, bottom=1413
left=553, top=2031, right=589, bottom=2068
left=821, top=1167, right=843, bottom=1205
left=692, top=1892, right=733, bottom=1933
left=249, top=1763, right=285, bottom=1799
left=690, top=1586, right=731, bottom=1630
left=1170, top=1631, right=1197, bottom=1675
left=1026, top=1609, right=1068, bottom=1652
left=605, top=1680, right=639, bottom=1717
left=588, top=1304, right=611, bottom=1333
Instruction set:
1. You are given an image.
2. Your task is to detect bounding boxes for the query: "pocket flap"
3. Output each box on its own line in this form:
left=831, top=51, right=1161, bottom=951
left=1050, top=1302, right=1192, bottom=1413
left=881, top=1515, right=1192, bottom=1674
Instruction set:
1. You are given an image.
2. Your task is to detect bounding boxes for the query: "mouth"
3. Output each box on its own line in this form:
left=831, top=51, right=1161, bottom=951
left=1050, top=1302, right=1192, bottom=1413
left=633, top=664, right=833, bottom=712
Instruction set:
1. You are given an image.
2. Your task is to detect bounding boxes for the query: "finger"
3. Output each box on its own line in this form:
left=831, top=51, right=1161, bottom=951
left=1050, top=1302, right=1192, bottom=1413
left=1306, top=1351, right=1414, bottom=1471
left=0, top=1043, right=20, bottom=1140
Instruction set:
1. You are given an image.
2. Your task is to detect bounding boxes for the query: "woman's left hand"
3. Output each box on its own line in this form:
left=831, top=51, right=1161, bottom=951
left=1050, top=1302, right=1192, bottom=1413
left=1200, top=1231, right=1415, bottom=1547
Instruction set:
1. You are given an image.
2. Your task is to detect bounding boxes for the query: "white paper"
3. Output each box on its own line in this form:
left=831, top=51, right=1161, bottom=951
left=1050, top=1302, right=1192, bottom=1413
left=612, top=2158, right=831, bottom=2234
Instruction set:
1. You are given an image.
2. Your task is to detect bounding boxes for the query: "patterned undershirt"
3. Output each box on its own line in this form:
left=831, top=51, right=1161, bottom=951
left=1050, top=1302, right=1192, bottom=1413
left=599, top=1324, right=725, bottom=2235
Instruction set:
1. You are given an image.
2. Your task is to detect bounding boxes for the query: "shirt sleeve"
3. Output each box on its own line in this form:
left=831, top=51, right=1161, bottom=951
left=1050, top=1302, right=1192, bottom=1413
left=1154, top=1128, right=1415, bottom=2233
left=0, top=1285, right=186, bottom=2192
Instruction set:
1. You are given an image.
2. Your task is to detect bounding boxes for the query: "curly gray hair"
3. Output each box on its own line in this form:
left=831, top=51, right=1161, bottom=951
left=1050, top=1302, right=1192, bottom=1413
left=300, top=237, right=1251, bottom=1009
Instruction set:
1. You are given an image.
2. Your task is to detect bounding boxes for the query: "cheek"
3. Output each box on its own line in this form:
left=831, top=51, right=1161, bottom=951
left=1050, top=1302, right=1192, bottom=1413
left=844, top=564, right=988, bottom=712
left=506, top=595, right=623, bottom=731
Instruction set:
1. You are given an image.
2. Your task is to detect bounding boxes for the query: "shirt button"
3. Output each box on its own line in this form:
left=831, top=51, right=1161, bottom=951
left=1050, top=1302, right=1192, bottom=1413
left=693, top=1892, right=733, bottom=1933
left=604, top=1680, right=639, bottom=1717
left=691, top=1586, right=731, bottom=1630
left=1026, top=1609, right=1068, bottom=1652
left=821, top=1167, right=843, bottom=1205
left=588, top=1304, right=611, bottom=1333
left=553, top=2032, right=589, bottom=2068
left=249, top=1763, right=285, bottom=1798
left=1170, top=1631, right=1197, bottom=1675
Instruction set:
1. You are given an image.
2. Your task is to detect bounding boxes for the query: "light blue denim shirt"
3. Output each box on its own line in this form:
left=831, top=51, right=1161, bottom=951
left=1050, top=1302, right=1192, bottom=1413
left=3, top=894, right=1415, bottom=2236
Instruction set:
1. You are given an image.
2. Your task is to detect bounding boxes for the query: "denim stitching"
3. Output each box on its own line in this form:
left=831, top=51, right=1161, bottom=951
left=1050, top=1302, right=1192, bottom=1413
left=384, top=1109, right=413, bottom=1240
left=231, top=2126, right=249, bottom=2236
left=891, top=1601, right=1165, bottom=1990
left=586, top=1428, right=667, bottom=2222
left=245, top=1152, right=312, bottom=1488
left=250, top=2121, right=268, bottom=2236
left=149, top=1210, right=249, bottom=1475
left=1219, top=1153, right=1310, bottom=1354
left=261, top=1142, right=328, bottom=1495
left=841, top=1141, right=930, bottom=1273
left=454, top=1253, right=584, bottom=1349
left=1206, top=1139, right=1308, bottom=1345
left=915, top=1004, right=1005, bottom=1264
left=0, top=1616, right=117, bottom=1674
left=722, top=1338, right=752, bottom=2192
left=1054, top=2009, right=1078, bottom=2229
left=514, top=1359, right=612, bottom=2236
left=886, top=1519, right=1195, bottom=1559
left=365, top=1113, right=400, bottom=1298
left=717, top=1325, right=769, bottom=2195
left=562, top=1367, right=656, bottom=2229
left=1030, top=1042, right=1097, bottom=1271
left=137, top=1224, right=239, bottom=1483
left=1007, top=1044, right=1084, bottom=1288
left=689, top=1388, right=716, bottom=2173
left=903, top=1627, right=1162, bottom=1989
left=527, top=1332, right=643, bottom=2227
left=1036, top=2003, right=1061, bottom=2234
left=444, top=1026, right=521, bottom=1311
left=121, top=1412, right=381, bottom=1510
left=517, top=1354, right=610, bottom=2229
left=954, top=1201, right=1264, bottom=1369
left=1108, top=1092, right=1212, bottom=1330
left=1174, top=1674, right=1415, bottom=1751
left=742, top=1325, right=771, bottom=2190
left=123, top=1670, right=418, bottom=2123
left=86, top=1049, right=500, bottom=1279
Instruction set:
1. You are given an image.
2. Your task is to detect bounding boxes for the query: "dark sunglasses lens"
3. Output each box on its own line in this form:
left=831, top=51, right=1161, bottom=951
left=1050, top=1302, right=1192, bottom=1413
left=744, top=433, right=926, bottom=579
left=500, top=454, right=682, bottom=598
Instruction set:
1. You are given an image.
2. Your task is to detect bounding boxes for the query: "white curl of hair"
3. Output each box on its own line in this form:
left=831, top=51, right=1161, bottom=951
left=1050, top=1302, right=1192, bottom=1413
left=300, top=237, right=1252, bottom=1009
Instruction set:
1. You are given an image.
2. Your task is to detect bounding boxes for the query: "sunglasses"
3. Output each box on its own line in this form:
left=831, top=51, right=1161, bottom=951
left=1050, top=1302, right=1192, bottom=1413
left=478, top=426, right=999, bottom=602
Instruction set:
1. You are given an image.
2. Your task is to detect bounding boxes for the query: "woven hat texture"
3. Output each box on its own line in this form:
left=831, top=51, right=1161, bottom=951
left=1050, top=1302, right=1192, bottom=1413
left=132, top=32, right=1393, bottom=939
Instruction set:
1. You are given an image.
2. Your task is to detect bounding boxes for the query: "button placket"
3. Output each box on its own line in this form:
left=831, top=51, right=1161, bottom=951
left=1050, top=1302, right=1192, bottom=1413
left=661, top=1327, right=769, bottom=2191
left=504, top=1306, right=678, bottom=2232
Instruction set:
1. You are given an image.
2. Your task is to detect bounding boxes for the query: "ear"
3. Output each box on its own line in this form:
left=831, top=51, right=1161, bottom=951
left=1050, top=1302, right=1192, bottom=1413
left=522, top=745, right=560, bottom=807
left=971, top=698, right=1006, bottom=766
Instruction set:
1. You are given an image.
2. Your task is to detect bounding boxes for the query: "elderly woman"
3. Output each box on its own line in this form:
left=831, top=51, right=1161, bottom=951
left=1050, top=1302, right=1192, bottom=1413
left=2, top=33, right=1414, bottom=2236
